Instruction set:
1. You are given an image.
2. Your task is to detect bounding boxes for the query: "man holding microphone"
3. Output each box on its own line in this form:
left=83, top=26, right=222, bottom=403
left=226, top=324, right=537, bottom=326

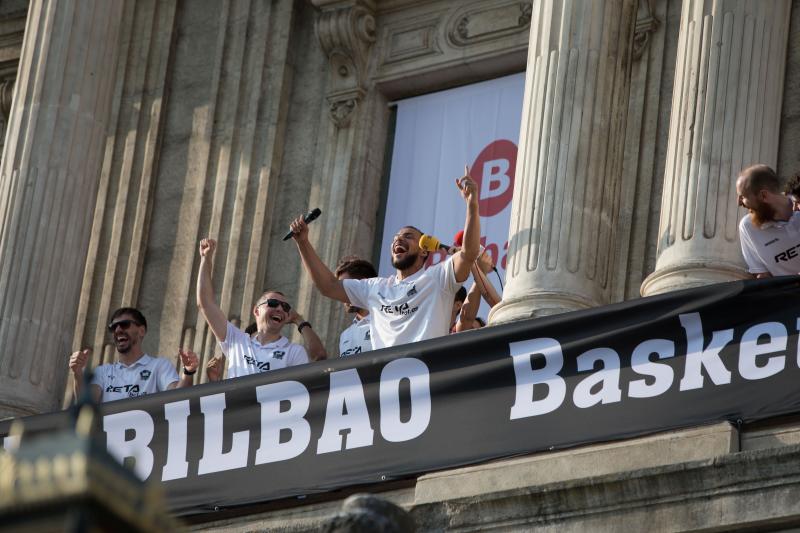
left=289, top=168, right=481, bottom=349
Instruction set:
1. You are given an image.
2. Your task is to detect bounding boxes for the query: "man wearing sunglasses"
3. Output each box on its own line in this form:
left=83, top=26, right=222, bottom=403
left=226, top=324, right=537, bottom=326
left=68, top=307, right=199, bottom=403
left=197, top=238, right=311, bottom=380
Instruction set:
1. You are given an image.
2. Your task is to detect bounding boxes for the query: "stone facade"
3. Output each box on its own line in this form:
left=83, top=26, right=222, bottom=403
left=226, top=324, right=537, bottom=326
left=2, top=0, right=800, bottom=530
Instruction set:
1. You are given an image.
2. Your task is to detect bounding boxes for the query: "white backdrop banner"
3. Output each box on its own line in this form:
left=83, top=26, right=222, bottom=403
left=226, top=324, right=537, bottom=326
left=380, top=73, right=525, bottom=318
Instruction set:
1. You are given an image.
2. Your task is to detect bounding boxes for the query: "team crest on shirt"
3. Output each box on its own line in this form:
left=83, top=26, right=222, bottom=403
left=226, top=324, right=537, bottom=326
left=406, top=285, right=417, bottom=297
left=365, top=330, right=371, bottom=340
left=140, top=369, right=151, bottom=380
left=273, top=350, right=285, bottom=360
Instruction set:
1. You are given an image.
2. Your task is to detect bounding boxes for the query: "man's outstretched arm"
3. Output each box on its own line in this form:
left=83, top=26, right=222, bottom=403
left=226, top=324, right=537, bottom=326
left=290, top=216, right=350, bottom=303
left=452, top=167, right=481, bottom=283
left=289, top=310, right=328, bottom=361
left=196, top=238, right=229, bottom=342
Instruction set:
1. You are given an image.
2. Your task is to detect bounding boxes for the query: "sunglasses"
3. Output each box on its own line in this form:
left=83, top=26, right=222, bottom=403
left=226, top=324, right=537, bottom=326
left=107, top=319, right=141, bottom=333
left=258, top=298, right=291, bottom=313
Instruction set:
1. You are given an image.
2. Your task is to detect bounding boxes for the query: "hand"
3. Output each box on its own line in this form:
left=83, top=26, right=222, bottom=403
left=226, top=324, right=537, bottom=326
left=447, top=245, right=461, bottom=256
left=456, top=165, right=478, bottom=205
left=179, top=348, right=199, bottom=373
left=289, top=216, right=309, bottom=243
left=69, top=349, right=92, bottom=374
left=476, top=248, right=495, bottom=274
left=206, top=355, right=226, bottom=382
left=199, top=238, right=216, bottom=258
left=288, top=309, right=303, bottom=325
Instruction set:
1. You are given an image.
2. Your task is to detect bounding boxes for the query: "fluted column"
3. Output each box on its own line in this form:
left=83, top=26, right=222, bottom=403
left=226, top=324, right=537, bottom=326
left=490, top=0, right=637, bottom=324
left=299, top=0, right=384, bottom=352
left=0, top=0, right=124, bottom=418
left=641, top=0, right=791, bottom=296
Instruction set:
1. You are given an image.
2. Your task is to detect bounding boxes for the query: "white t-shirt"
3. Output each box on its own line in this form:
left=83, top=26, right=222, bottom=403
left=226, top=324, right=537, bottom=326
left=339, top=315, right=372, bottom=357
left=739, top=212, right=800, bottom=275
left=91, top=354, right=179, bottom=403
left=219, top=322, right=309, bottom=378
left=342, top=256, right=462, bottom=350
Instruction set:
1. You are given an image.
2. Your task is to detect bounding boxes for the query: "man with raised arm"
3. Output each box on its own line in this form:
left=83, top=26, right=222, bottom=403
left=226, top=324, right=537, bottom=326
left=289, top=169, right=480, bottom=349
left=68, top=307, right=198, bottom=403
left=197, top=238, right=318, bottom=382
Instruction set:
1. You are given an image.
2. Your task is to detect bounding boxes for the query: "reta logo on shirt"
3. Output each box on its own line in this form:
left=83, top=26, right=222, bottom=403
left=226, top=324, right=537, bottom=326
left=106, top=384, right=140, bottom=394
left=470, top=139, right=517, bottom=217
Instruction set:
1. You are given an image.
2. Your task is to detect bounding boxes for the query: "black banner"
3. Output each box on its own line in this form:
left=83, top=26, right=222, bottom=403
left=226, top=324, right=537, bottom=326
left=3, top=278, right=800, bottom=516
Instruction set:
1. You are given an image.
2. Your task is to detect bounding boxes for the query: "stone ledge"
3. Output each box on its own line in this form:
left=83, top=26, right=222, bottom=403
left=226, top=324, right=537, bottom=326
left=414, top=422, right=738, bottom=504
left=191, top=487, right=415, bottom=533
left=411, top=443, right=800, bottom=532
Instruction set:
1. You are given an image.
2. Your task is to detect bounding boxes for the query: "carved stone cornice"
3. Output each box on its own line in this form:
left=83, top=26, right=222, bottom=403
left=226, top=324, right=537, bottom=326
left=448, top=1, right=532, bottom=47
left=632, top=0, right=660, bottom=60
left=315, top=1, right=376, bottom=127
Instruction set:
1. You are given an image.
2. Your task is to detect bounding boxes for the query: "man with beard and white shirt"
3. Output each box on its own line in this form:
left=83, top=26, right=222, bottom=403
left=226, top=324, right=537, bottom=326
left=334, top=256, right=378, bottom=357
left=68, top=307, right=199, bottom=403
left=736, top=164, right=800, bottom=277
left=197, top=238, right=312, bottom=381
left=289, top=169, right=481, bottom=350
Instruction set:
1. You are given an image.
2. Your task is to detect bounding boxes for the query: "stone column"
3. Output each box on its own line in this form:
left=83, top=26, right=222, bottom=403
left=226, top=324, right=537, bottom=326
left=300, top=0, right=385, bottom=351
left=489, top=0, right=638, bottom=324
left=0, top=0, right=124, bottom=418
left=641, top=0, right=791, bottom=296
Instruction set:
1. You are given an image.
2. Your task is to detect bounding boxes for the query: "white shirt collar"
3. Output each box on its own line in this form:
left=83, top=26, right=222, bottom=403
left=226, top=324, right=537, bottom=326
left=117, top=353, right=152, bottom=369
left=250, top=335, right=289, bottom=349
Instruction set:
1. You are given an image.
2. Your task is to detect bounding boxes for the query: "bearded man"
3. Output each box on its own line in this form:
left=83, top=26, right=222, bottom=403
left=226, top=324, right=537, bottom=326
left=290, top=169, right=480, bottom=350
left=736, top=164, right=800, bottom=277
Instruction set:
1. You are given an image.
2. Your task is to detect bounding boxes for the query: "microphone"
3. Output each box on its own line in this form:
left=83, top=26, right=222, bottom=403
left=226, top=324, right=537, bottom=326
left=419, top=234, right=450, bottom=252
left=283, top=208, right=322, bottom=241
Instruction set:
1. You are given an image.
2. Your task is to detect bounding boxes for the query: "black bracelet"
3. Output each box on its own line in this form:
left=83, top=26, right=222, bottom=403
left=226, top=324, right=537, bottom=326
left=183, top=368, right=197, bottom=376
left=297, top=321, right=312, bottom=333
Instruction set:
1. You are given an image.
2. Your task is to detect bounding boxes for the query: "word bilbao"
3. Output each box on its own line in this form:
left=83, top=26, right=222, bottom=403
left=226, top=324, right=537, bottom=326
left=102, top=358, right=431, bottom=481
left=510, top=312, right=798, bottom=418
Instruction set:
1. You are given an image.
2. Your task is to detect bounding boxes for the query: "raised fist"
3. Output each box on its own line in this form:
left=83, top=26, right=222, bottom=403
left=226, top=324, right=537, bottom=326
left=199, top=238, right=217, bottom=257
left=69, top=349, right=92, bottom=374
left=289, top=216, right=309, bottom=243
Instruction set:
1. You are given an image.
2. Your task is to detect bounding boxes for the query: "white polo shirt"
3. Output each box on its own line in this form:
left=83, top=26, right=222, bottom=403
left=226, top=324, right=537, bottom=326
left=739, top=212, right=800, bottom=275
left=342, top=255, right=462, bottom=350
left=220, top=322, right=309, bottom=378
left=339, top=315, right=372, bottom=357
left=91, top=354, right=179, bottom=403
